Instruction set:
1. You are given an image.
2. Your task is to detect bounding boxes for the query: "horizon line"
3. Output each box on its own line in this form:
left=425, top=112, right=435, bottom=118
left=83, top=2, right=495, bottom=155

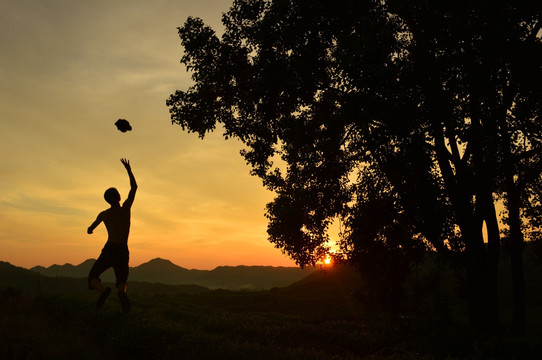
left=4, top=257, right=311, bottom=271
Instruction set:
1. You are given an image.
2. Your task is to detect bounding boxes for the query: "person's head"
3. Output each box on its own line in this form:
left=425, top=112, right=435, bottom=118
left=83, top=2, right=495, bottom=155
left=104, top=187, right=121, bottom=205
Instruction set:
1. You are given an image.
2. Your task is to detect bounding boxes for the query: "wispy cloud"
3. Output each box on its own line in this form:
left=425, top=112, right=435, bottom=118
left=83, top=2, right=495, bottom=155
left=1, top=195, right=86, bottom=217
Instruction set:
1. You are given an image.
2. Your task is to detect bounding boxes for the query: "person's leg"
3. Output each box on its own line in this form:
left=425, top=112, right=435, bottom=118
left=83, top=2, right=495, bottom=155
left=88, top=258, right=109, bottom=292
left=112, top=246, right=129, bottom=291
left=88, top=247, right=113, bottom=308
left=117, top=288, right=130, bottom=313
left=113, top=246, right=130, bottom=312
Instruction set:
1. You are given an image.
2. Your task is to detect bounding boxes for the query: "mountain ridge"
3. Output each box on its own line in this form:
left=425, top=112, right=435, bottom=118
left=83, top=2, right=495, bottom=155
left=0, top=261, right=209, bottom=296
left=28, top=258, right=315, bottom=290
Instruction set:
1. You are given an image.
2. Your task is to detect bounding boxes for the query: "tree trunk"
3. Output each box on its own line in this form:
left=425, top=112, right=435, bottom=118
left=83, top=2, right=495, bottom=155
left=482, top=192, right=501, bottom=329
left=500, top=111, right=526, bottom=334
left=507, top=180, right=526, bottom=334
left=466, top=243, right=486, bottom=329
left=463, top=220, right=500, bottom=332
left=413, top=32, right=501, bottom=332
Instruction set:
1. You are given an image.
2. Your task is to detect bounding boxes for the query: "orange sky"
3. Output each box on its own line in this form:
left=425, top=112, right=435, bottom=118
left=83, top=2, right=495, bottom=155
left=0, top=0, right=301, bottom=269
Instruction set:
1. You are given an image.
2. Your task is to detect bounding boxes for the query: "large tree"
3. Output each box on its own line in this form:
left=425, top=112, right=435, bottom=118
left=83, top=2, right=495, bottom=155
left=167, top=0, right=542, bottom=331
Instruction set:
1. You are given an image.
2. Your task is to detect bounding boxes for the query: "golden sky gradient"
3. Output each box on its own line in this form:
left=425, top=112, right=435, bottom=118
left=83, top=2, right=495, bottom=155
left=0, top=0, right=298, bottom=269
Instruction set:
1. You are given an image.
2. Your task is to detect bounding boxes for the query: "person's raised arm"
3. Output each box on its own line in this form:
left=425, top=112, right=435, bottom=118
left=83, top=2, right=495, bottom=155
left=121, top=158, right=137, bottom=207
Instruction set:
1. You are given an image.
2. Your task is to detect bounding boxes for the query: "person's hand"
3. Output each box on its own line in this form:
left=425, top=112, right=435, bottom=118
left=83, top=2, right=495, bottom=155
left=121, top=158, right=131, bottom=170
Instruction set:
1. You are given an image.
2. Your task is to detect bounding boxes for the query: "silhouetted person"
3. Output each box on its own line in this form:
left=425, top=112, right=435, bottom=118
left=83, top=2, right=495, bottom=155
left=87, top=158, right=137, bottom=312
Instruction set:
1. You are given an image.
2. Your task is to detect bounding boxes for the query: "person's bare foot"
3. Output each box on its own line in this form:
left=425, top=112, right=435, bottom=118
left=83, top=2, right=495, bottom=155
left=118, top=291, right=131, bottom=313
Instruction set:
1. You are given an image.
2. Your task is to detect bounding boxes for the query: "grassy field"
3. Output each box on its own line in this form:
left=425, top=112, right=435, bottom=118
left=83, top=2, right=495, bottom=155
left=2, top=264, right=542, bottom=359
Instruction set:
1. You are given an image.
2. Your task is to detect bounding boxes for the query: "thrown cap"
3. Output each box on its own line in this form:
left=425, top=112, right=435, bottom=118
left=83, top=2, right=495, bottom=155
left=115, top=119, right=132, bottom=132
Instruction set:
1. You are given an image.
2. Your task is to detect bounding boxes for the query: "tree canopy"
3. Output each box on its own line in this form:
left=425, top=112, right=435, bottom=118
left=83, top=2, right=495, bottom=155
left=168, top=0, right=542, bottom=329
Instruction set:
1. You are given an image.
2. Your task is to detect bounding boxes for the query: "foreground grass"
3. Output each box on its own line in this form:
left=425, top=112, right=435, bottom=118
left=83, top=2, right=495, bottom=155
left=2, top=283, right=542, bottom=360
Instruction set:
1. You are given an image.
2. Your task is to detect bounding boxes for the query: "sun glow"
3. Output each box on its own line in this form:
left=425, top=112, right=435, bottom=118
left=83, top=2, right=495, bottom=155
left=323, top=254, right=333, bottom=266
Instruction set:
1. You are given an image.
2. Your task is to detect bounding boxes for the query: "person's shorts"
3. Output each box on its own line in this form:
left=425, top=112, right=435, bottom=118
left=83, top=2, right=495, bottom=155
left=88, top=242, right=129, bottom=289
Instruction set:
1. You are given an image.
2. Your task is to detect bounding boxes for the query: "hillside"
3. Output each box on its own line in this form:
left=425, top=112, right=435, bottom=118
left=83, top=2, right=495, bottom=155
left=4, top=259, right=542, bottom=359
left=0, top=261, right=209, bottom=296
left=287, top=264, right=363, bottom=295
left=29, top=258, right=315, bottom=290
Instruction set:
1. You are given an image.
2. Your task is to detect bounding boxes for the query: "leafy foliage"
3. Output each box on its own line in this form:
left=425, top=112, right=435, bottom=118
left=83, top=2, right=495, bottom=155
left=168, top=0, right=540, bottom=262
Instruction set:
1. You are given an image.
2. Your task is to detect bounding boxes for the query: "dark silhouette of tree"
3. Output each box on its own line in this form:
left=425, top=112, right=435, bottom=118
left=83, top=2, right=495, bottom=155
left=167, top=0, right=541, bottom=331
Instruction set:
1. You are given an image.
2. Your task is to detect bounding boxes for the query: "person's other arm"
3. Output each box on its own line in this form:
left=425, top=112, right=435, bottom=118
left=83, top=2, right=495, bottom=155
left=87, top=213, right=103, bottom=234
left=121, top=158, right=137, bottom=208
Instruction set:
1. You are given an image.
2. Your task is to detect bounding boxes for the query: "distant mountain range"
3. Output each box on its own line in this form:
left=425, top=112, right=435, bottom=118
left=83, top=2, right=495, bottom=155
left=0, top=261, right=209, bottom=296
left=29, top=258, right=315, bottom=290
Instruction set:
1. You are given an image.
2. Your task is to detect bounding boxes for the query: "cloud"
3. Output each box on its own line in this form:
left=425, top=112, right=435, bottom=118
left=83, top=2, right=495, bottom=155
left=1, top=195, right=85, bottom=217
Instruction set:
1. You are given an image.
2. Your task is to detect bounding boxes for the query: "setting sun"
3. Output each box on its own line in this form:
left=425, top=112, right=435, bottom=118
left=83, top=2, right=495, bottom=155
left=323, top=254, right=333, bottom=266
